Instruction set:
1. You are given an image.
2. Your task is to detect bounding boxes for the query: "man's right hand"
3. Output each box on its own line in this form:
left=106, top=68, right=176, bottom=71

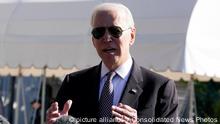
left=46, top=100, right=72, bottom=124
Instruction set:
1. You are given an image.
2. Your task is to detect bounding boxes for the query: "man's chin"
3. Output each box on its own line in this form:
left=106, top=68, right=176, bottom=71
left=103, top=58, right=116, bottom=64
left=102, top=57, right=119, bottom=67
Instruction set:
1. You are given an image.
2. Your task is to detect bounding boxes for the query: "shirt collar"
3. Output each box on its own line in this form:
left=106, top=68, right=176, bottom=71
left=101, top=56, right=133, bottom=79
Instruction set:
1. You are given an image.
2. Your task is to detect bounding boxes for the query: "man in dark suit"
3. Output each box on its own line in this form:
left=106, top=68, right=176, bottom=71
left=46, top=3, right=179, bottom=124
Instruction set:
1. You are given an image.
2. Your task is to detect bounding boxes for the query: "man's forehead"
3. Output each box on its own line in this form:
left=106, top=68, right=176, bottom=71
left=95, top=8, right=124, bottom=17
left=93, top=10, right=127, bottom=27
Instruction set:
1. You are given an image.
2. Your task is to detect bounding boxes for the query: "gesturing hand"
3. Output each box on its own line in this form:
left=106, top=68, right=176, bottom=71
left=46, top=100, right=72, bottom=124
left=112, top=103, right=138, bottom=124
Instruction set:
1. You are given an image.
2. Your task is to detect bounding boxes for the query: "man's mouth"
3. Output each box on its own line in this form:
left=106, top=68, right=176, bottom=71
left=102, top=48, right=117, bottom=54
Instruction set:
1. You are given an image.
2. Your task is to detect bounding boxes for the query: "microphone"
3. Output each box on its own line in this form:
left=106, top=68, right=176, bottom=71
left=54, top=115, right=79, bottom=124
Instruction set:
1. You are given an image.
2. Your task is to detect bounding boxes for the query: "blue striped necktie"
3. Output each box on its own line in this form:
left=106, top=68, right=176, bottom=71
left=99, top=71, right=116, bottom=120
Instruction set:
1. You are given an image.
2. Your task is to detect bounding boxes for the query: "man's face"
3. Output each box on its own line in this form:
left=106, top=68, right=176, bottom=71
left=92, top=9, right=135, bottom=69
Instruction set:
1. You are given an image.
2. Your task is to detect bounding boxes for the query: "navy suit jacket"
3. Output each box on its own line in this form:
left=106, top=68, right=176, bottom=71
left=56, top=62, right=179, bottom=123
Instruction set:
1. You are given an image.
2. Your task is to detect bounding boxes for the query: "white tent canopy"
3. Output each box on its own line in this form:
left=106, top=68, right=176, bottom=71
left=185, top=0, right=220, bottom=77
left=1, top=0, right=220, bottom=78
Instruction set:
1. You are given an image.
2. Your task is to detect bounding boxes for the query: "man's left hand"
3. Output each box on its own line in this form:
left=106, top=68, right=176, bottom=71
left=112, top=103, right=137, bottom=124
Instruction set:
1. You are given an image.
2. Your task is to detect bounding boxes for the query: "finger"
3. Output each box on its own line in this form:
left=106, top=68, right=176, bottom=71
left=47, top=102, right=59, bottom=114
left=48, top=112, right=60, bottom=119
left=112, top=108, right=129, bottom=120
left=114, top=117, right=129, bottom=124
left=46, top=102, right=60, bottom=122
left=60, top=100, right=72, bottom=115
left=118, top=103, right=136, bottom=112
left=112, top=105, right=130, bottom=117
left=47, top=114, right=60, bottom=124
left=47, top=115, right=60, bottom=124
left=118, top=103, right=137, bottom=119
left=112, top=109, right=123, bottom=118
left=112, top=110, right=131, bottom=123
left=47, top=117, right=59, bottom=124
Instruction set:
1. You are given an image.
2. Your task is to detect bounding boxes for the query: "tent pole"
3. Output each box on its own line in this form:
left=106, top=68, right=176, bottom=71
left=20, top=77, right=28, bottom=124
left=14, top=65, right=22, bottom=124
left=189, top=74, right=198, bottom=124
left=41, top=66, right=47, bottom=124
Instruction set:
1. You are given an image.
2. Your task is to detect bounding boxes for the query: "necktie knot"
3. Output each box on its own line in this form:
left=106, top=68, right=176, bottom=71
left=106, top=71, right=116, bottom=82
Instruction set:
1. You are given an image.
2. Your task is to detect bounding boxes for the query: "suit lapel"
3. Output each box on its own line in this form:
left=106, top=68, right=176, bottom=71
left=119, top=62, right=143, bottom=108
left=90, top=64, right=101, bottom=105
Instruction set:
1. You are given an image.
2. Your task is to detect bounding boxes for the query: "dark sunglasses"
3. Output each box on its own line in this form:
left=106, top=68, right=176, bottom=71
left=91, top=26, right=130, bottom=39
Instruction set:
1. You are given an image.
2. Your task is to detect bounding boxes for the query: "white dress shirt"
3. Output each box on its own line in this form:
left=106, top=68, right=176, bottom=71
left=99, top=56, right=133, bottom=105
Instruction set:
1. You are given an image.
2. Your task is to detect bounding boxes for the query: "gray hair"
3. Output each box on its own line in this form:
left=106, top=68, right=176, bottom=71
left=90, top=3, right=134, bottom=28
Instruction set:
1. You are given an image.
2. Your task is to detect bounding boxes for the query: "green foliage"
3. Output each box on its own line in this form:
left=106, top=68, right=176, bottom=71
left=195, top=80, right=220, bottom=124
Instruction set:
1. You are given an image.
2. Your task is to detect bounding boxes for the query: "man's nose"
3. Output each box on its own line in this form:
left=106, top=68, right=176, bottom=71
left=103, top=30, right=112, bottom=42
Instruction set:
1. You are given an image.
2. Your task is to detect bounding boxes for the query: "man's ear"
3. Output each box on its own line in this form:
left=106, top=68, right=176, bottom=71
left=92, top=37, right=96, bottom=47
left=129, top=27, right=136, bottom=46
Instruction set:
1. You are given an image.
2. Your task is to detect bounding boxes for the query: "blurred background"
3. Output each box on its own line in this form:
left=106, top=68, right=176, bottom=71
left=0, top=0, right=220, bottom=124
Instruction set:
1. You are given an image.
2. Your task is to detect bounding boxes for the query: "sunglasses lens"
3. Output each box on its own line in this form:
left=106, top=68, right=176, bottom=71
left=108, top=26, right=123, bottom=38
left=92, top=26, right=124, bottom=39
left=91, top=27, right=105, bottom=39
